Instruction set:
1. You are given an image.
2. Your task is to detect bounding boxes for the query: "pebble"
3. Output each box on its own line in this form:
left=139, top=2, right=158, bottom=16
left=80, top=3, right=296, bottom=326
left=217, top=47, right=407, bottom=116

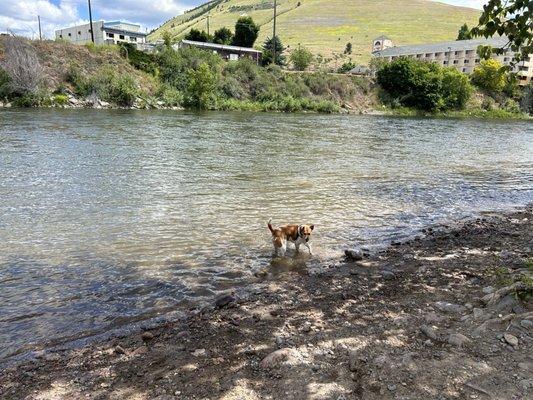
left=503, top=333, right=518, bottom=347
left=447, top=333, right=470, bottom=347
left=345, top=249, right=363, bottom=261
left=141, top=331, right=154, bottom=341
left=260, top=348, right=301, bottom=369
left=192, top=348, right=206, bottom=357
left=434, top=301, right=466, bottom=314
left=214, top=294, right=236, bottom=308
left=420, top=325, right=438, bottom=340
left=381, top=271, right=396, bottom=280
left=387, top=384, right=397, bottom=391
left=520, top=320, right=533, bottom=329
left=114, top=346, right=126, bottom=355
left=482, top=286, right=495, bottom=295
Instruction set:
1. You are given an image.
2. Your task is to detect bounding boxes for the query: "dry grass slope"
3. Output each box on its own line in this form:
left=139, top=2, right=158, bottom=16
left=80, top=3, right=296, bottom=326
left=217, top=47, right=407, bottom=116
left=149, top=0, right=481, bottom=63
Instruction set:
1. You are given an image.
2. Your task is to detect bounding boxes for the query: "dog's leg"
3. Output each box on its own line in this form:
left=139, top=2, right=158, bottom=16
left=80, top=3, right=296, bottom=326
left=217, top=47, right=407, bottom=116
left=280, top=240, right=287, bottom=257
left=305, top=242, right=313, bottom=255
left=295, top=242, right=300, bottom=254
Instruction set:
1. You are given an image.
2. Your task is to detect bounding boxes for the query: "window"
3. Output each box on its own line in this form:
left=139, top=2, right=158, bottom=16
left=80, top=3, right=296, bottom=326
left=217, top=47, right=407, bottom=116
left=520, top=66, right=529, bottom=71
left=425, top=53, right=432, bottom=57
left=525, top=57, right=531, bottom=62
left=89, top=29, right=92, bottom=33
left=375, top=41, right=381, bottom=46
left=59, top=34, right=63, bottom=38
left=78, top=31, right=81, bottom=35
left=462, top=68, right=466, bottom=72
left=229, top=54, right=238, bottom=61
left=119, top=35, right=125, bottom=40
left=444, top=51, right=450, bottom=56
left=475, top=58, right=480, bottom=63
left=464, top=59, right=469, bottom=64
left=416, top=54, right=422, bottom=58
left=453, top=60, right=458, bottom=64
left=466, top=50, right=473, bottom=55
left=68, top=33, right=71, bottom=37
left=443, top=60, right=448, bottom=65
left=130, top=37, right=136, bottom=42
left=504, top=57, right=509, bottom=62
left=519, top=75, right=527, bottom=80
left=107, top=33, right=114, bottom=38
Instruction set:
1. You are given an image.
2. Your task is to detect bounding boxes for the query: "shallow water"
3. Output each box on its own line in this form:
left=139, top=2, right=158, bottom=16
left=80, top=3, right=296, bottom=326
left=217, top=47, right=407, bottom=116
left=1, top=109, right=532, bottom=360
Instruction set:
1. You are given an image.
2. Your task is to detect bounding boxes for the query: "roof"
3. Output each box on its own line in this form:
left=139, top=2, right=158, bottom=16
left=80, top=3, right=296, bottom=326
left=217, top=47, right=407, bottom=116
left=374, top=35, right=392, bottom=41
left=104, top=21, right=141, bottom=28
left=104, top=26, right=147, bottom=37
left=179, top=39, right=262, bottom=54
left=373, top=36, right=511, bottom=57
left=348, top=65, right=370, bottom=74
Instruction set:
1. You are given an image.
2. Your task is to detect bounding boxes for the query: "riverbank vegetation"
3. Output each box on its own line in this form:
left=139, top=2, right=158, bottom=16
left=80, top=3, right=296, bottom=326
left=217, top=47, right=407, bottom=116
left=0, top=34, right=531, bottom=118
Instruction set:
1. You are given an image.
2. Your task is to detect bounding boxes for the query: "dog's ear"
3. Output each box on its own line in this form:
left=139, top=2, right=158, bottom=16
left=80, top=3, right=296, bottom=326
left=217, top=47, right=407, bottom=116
left=310, top=225, right=315, bottom=231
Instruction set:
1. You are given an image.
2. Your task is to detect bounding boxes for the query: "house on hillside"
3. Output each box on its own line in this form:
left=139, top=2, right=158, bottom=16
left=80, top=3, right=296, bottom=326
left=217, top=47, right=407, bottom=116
left=371, top=35, right=532, bottom=86
left=55, top=21, right=147, bottom=48
left=176, top=39, right=262, bottom=64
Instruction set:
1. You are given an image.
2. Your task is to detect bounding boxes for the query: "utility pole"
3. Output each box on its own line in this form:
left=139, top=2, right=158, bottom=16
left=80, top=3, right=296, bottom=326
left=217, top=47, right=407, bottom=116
left=88, top=0, right=95, bottom=43
left=207, top=14, right=210, bottom=36
left=273, top=0, right=277, bottom=64
left=38, top=15, right=42, bottom=40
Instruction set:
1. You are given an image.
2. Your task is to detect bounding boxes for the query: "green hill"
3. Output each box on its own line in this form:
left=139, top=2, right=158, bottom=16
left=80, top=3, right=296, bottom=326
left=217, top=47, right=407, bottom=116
left=149, top=0, right=481, bottom=64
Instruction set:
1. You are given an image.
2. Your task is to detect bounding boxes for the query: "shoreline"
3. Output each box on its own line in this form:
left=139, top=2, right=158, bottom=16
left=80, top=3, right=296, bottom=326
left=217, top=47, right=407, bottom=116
left=1, top=206, right=531, bottom=399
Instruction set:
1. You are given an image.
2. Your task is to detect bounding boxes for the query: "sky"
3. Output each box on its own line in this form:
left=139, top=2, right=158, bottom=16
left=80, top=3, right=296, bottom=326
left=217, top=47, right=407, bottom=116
left=0, top=0, right=488, bottom=39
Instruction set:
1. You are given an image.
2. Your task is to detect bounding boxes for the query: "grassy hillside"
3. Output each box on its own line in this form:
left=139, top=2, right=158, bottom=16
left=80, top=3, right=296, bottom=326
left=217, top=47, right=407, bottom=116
left=149, top=0, right=481, bottom=63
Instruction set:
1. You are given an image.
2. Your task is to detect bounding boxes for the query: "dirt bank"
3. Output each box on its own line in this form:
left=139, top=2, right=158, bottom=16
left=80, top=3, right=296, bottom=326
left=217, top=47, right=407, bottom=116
left=1, top=207, right=532, bottom=400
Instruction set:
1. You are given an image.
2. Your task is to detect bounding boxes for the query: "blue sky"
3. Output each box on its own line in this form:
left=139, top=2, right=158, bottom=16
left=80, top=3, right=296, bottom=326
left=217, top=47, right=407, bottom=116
left=0, top=1, right=487, bottom=39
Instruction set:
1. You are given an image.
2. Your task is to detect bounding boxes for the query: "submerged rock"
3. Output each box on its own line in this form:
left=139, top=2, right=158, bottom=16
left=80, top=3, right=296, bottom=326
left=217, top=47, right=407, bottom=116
left=345, top=249, right=364, bottom=261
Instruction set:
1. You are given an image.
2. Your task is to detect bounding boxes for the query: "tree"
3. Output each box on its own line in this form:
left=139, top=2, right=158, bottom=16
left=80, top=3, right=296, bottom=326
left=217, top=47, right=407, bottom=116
left=376, top=57, right=472, bottom=111
left=184, top=28, right=212, bottom=43
left=471, top=58, right=506, bottom=92
left=457, top=23, right=472, bottom=40
left=290, top=46, right=313, bottom=71
left=471, top=1, right=532, bottom=64
left=185, top=62, right=218, bottom=109
left=213, top=27, right=233, bottom=45
left=262, top=36, right=285, bottom=66
left=344, top=42, right=352, bottom=54
left=232, top=17, right=259, bottom=47
left=162, top=31, right=173, bottom=48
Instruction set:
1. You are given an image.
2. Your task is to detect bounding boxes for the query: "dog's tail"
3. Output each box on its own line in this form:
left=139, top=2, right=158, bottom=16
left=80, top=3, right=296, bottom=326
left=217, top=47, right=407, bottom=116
left=267, top=218, right=275, bottom=233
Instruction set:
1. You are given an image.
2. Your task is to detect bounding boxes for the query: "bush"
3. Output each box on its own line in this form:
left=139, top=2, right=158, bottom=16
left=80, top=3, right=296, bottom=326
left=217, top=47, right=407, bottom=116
left=0, top=36, right=43, bottom=96
left=232, top=17, right=259, bottom=47
left=213, top=27, right=233, bottom=45
left=376, top=57, right=473, bottom=111
left=0, top=68, right=12, bottom=99
left=119, top=43, right=158, bottom=75
left=158, top=84, right=183, bottom=106
left=53, top=94, right=69, bottom=105
left=337, top=61, right=357, bottom=74
left=290, top=46, right=313, bottom=71
left=520, top=82, right=533, bottom=114
left=471, top=59, right=506, bottom=92
left=184, top=29, right=212, bottom=43
left=184, top=62, right=218, bottom=109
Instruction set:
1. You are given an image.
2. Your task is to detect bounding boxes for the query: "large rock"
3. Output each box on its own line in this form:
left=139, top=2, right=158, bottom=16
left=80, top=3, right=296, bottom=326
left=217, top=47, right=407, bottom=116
left=345, top=249, right=363, bottom=261
left=214, top=294, right=236, bottom=308
left=420, top=325, right=438, bottom=340
left=447, top=333, right=470, bottom=347
left=260, top=348, right=301, bottom=369
left=503, top=333, right=518, bottom=347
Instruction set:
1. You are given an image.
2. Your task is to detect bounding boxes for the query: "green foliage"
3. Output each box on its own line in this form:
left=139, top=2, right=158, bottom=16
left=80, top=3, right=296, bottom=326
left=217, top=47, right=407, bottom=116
left=12, top=93, right=39, bottom=107
left=337, top=61, right=357, bottom=74
left=213, top=27, right=233, bottom=45
left=184, top=62, right=218, bottom=109
left=53, top=94, right=69, bottom=105
left=344, top=42, right=352, bottom=54
left=0, top=68, right=12, bottom=99
left=369, top=57, right=389, bottom=74
left=158, top=84, right=183, bottom=106
left=471, top=59, right=506, bottom=92
left=162, top=31, right=173, bottom=48
left=376, top=57, right=473, bottom=111
left=520, top=82, right=533, bottom=114
left=262, top=36, right=285, bottom=66
left=290, top=46, right=314, bottom=71
left=119, top=43, right=159, bottom=75
left=232, top=16, right=259, bottom=47
left=66, top=64, right=139, bottom=106
left=471, top=0, right=532, bottom=64
left=476, top=45, right=494, bottom=61
left=457, top=23, right=472, bottom=40
left=184, top=28, right=212, bottom=43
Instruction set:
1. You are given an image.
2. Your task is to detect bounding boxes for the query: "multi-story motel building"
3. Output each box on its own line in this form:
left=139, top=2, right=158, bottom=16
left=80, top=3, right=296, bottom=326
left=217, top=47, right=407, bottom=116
left=372, top=36, right=532, bottom=86
left=55, top=21, right=147, bottom=48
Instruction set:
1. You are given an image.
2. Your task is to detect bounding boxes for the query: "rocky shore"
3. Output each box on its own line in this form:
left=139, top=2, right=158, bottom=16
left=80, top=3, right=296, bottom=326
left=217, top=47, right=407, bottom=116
left=1, top=207, right=532, bottom=400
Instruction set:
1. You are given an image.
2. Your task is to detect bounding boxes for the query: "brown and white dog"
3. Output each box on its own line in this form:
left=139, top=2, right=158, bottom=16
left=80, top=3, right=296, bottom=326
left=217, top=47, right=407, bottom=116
left=267, top=219, right=314, bottom=257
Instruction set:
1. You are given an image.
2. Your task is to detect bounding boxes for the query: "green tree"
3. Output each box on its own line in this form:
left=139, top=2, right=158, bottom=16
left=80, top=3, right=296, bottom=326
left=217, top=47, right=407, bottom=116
left=471, top=58, right=506, bottom=92
left=471, top=1, right=532, bottom=64
left=457, top=23, right=472, bottom=40
left=344, top=42, right=353, bottom=54
left=290, top=46, right=313, bottom=71
left=162, top=31, right=173, bottom=48
left=376, top=57, right=472, bottom=111
left=185, top=62, right=218, bottom=109
left=213, top=27, right=233, bottom=45
left=262, top=36, right=285, bottom=66
left=232, top=17, right=259, bottom=47
left=184, top=28, right=212, bottom=43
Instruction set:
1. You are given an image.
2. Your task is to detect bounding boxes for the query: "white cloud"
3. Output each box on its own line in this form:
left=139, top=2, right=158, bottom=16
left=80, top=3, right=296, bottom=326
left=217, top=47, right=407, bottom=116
left=0, top=0, right=189, bottom=38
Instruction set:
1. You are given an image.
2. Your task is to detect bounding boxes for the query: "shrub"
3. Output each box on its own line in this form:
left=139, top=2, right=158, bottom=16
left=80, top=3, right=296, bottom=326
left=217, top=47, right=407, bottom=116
left=262, top=36, right=285, bottom=66
left=376, top=57, right=472, bottom=111
left=0, top=36, right=43, bottom=96
left=213, top=27, right=233, bottom=45
left=481, top=97, right=495, bottom=111
left=54, top=94, right=69, bottom=105
left=0, top=68, right=12, bottom=99
left=158, top=84, right=183, bottom=106
left=337, top=61, right=357, bottom=74
left=184, top=29, right=212, bottom=43
left=471, top=59, right=506, bottom=92
left=184, top=62, right=218, bottom=109
left=119, top=43, right=158, bottom=75
left=290, top=46, right=313, bottom=71
left=520, top=82, right=533, bottom=114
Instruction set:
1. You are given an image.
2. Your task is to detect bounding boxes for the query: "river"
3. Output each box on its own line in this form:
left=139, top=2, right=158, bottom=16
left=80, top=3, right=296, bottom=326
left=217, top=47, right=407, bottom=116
left=0, top=109, right=532, bottom=361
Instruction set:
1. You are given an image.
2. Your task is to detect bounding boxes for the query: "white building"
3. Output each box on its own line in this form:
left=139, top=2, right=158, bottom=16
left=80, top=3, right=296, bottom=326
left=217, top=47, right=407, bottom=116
left=55, top=21, right=147, bottom=47
left=372, top=36, right=532, bottom=86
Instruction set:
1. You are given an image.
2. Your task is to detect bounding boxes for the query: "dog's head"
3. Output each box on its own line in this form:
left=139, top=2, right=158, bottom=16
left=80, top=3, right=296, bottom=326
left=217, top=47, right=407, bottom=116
left=299, top=224, right=315, bottom=241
